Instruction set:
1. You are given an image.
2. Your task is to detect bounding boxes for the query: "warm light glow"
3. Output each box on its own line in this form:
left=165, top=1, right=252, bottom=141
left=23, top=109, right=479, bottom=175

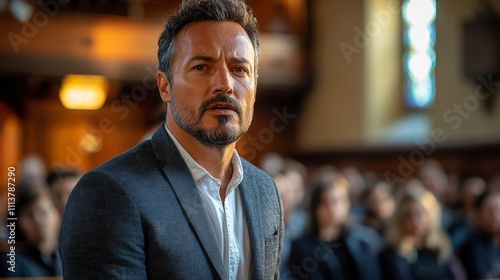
left=79, top=132, right=102, bottom=153
left=59, top=75, right=108, bottom=110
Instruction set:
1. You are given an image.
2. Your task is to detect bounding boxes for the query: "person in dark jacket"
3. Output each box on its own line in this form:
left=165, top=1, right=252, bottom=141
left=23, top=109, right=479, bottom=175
left=379, top=187, right=464, bottom=280
left=285, top=167, right=382, bottom=280
left=1, top=185, right=62, bottom=278
left=459, top=190, right=500, bottom=279
left=361, top=179, right=395, bottom=236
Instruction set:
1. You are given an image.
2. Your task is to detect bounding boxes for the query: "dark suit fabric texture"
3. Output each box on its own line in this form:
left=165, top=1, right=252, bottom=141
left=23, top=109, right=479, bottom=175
left=58, top=125, right=284, bottom=280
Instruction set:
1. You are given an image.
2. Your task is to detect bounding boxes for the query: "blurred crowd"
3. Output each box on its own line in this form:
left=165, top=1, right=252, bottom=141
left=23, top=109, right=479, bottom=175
left=261, top=154, right=500, bottom=280
left=0, top=155, right=81, bottom=278
left=1, top=153, right=500, bottom=279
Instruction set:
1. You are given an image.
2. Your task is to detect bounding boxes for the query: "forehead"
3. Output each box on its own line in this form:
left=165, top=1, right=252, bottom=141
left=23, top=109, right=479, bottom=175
left=323, top=185, right=348, bottom=199
left=175, top=21, right=255, bottom=62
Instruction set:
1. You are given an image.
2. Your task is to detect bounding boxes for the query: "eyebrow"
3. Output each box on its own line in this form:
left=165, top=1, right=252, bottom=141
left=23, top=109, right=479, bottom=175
left=188, top=55, right=251, bottom=65
left=188, top=55, right=215, bottom=63
left=231, top=57, right=251, bottom=65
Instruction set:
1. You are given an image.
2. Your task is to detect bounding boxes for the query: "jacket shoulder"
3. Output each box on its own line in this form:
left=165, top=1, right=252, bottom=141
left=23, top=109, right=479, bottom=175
left=96, top=140, right=156, bottom=172
left=75, top=140, right=163, bottom=196
left=240, top=158, right=274, bottom=183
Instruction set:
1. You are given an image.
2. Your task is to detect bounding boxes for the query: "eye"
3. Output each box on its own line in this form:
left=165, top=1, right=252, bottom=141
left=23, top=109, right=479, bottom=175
left=232, top=66, right=249, bottom=75
left=192, top=65, right=207, bottom=71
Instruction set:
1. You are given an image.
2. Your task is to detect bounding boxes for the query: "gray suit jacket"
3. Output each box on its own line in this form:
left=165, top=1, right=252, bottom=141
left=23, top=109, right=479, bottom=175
left=59, top=126, right=283, bottom=279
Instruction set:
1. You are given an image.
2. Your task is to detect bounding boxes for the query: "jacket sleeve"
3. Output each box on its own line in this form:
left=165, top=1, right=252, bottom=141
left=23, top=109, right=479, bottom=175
left=274, top=182, right=285, bottom=280
left=58, top=171, right=147, bottom=280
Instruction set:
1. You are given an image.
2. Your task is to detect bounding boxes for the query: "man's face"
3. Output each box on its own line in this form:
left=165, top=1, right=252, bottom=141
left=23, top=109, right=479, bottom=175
left=161, top=21, right=256, bottom=147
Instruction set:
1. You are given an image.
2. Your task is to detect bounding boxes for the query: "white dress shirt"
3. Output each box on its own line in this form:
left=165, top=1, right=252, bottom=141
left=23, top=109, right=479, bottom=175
left=166, top=126, right=251, bottom=280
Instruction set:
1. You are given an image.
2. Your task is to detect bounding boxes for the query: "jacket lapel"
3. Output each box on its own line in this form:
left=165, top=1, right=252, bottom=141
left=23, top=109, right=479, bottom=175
left=151, top=125, right=228, bottom=280
left=239, top=177, right=264, bottom=279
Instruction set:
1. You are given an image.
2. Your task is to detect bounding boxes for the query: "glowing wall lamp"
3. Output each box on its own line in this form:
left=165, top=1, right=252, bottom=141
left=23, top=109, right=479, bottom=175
left=59, top=75, right=108, bottom=110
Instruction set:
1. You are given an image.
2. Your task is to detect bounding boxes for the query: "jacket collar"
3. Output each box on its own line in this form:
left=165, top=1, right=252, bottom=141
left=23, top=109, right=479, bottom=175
left=239, top=173, right=265, bottom=279
left=150, top=124, right=228, bottom=280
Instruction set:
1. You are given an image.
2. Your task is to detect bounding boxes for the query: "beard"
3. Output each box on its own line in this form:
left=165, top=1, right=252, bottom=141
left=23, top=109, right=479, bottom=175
left=169, top=93, right=252, bottom=148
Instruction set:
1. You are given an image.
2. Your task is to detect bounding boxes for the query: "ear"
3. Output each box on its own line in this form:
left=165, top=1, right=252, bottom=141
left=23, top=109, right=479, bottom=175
left=157, top=71, right=171, bottom=103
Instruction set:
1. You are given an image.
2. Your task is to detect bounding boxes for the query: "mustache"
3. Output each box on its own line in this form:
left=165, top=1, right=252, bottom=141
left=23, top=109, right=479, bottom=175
left=199, top=95, right=242, bottom=116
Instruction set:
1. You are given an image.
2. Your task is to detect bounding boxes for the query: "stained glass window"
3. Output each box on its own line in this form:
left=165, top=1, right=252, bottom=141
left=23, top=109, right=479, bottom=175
left=403, top=0, right=436, bottom=108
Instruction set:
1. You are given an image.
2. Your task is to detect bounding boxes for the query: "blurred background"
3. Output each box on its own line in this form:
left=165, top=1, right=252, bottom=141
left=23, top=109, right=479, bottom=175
left=1, top=0, right=500, bottom=278
left=0, top=0, right=499, bottom=181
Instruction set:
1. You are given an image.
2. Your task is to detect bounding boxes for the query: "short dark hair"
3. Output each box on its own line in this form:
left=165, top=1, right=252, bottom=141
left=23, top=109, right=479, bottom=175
left=157, top=0, right=259, bottom=83
left=17, top=185, right=54, bottom=217
left=46, top=169, right=81, bottom=186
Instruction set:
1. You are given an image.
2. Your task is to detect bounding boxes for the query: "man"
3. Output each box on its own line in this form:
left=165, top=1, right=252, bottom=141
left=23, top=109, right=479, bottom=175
left=459, top=190, right=500, bottom=279
left=46, top=168, right=81, bottom=217
left=58, top=1, right=284, bottom=279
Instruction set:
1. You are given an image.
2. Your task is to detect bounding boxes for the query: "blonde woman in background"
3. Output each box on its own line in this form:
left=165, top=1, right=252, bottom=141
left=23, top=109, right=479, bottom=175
left=379, top=187, right=465, bottom=280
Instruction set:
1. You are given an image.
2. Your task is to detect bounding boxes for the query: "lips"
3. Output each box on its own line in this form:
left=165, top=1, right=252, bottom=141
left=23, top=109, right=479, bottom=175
left=200, top=95, right=241, bottom=117
left=206, top=102, right=236, bottom=112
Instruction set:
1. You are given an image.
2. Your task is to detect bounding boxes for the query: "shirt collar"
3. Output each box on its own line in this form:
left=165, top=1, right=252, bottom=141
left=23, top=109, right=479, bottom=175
left=165, top=124, right=244, bottom=190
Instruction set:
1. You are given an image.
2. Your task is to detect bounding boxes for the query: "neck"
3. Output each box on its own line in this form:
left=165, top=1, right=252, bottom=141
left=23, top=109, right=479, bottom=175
left=319, top=225, right=342, bottom=242
left=167, top=117, right=235, bottom=201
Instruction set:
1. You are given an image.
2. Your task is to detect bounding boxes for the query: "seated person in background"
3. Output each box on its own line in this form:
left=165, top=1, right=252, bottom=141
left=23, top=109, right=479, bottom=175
left=286, top=168, right=382, bottom=280
left=419, top=160, right=468, bottom=252
left=459, top=175, right=487, bottom=223
left=395, top=177, right=425, bottom=199
left=379, top=187, right=464, bottom=280
left=262, top=154, right=309, bottom=278
left=0, top=185, right=62, bottom=277
left=361, top=179, right=395, bottom=236
left=20, top=155, right=47, bottom=188
left=419, top=161, right=464, bottom=228
left=341, top=166, right=367, bottom=223
left=46, top=168, right=81, bottom=217
left=274, top=170, right=308, bottom=277
left=448, top=175, right=487, bottom=250
left=459, top=190, right=500, bottom=279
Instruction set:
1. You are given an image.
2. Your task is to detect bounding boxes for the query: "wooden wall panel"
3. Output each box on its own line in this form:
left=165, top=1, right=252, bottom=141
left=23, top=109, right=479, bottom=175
left=0, top=102, right=22, bottom=189
left=23, top=99, right=150, bottom=173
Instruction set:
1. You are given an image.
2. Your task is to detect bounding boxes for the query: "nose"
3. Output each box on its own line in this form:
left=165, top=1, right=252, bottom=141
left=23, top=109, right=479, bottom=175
left=212, top=66, right=234, bottom=95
